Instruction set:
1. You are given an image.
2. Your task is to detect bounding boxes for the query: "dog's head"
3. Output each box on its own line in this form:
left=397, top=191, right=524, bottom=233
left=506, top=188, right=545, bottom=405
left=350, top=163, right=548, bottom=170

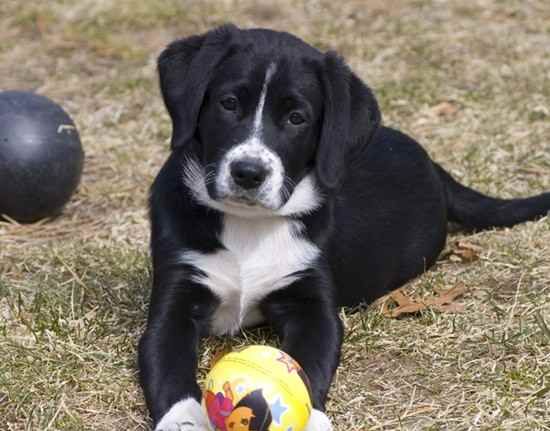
left=159, top=24, right=381, bottom=217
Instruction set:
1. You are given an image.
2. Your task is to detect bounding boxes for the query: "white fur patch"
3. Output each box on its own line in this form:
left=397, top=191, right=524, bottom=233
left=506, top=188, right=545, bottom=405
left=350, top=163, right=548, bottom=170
left=304, top=409, right=333, bottom=431
left=155, top=398, right=209, bottom=431
left=180, top=215, right=320, bottom=335
left=277, top=174, right=323, bottom=216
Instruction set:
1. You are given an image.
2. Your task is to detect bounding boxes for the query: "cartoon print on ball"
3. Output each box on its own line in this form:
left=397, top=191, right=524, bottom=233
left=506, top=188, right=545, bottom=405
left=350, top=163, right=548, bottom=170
left=204, top=382, right=235, bottom=430
left=227, top=389, right=272, bottom=431
left=205, top=381, right=272, bottom=431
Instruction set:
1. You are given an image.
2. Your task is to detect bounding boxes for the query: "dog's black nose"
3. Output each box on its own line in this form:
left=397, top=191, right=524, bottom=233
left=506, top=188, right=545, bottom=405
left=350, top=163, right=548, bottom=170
left=230, top=159, right=268, bottom=190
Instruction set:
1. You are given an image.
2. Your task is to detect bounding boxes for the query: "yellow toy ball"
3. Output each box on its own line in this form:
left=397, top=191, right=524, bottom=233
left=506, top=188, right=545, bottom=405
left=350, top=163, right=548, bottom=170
left=202, top=345, right=312, bottom=431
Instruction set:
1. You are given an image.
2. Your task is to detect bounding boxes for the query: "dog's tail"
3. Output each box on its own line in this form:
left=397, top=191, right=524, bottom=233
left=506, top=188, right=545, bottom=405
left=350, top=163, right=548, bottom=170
left=435, top=163, right=550, bottom=230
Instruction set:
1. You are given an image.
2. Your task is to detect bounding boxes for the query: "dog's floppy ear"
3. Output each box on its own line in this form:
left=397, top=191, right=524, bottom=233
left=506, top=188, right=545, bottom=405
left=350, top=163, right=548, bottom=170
left=158, top=24, right=238, bottom=149
left=316, top=52, right=381, bottom=189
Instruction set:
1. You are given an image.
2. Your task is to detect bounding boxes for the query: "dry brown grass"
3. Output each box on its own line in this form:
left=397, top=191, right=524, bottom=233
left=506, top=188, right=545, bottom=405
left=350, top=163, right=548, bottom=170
left=1, top=0, right=549, bottom=430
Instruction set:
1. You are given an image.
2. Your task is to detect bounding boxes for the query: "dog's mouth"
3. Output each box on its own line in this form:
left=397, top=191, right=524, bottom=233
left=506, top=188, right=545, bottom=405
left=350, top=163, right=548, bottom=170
left=215, top=186, right=285, bottom=216
left=224, top=195, right=259, bottom=207
left=223, top=191, right=281, bottom=209
left=214, top=178, right=281, bottom=211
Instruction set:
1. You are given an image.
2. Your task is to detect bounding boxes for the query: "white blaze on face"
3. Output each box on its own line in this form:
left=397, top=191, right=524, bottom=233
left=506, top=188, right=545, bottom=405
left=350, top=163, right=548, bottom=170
left=216, top=62, right=285, bottom=210
left=252, top=62, right=276, bottom=133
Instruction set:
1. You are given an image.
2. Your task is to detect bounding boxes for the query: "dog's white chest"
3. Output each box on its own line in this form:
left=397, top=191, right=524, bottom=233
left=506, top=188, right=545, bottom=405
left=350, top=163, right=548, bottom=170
left=183, top=215, right=319, bottom=335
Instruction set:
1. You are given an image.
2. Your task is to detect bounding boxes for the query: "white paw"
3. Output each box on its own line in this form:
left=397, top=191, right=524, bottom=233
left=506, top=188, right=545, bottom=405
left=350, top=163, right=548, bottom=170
left=304, top=409, right=333, bottom=431
left=155, top=398, right=210, bottom=431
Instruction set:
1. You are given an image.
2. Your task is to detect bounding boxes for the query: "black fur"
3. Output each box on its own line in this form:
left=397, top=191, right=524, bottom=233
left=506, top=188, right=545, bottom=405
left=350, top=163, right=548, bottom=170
left=159, top=25, right=239, bottom=149
left=316, top=52, right=381, bottom=189
left=139, top=25, right=550, bottom=429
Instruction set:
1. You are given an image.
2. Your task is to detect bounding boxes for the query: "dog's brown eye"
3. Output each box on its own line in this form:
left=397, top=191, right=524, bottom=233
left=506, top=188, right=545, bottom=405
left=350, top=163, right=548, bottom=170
left=289, top=111, right=305, bottom=125
left=220, top=96, right=238, bottom=111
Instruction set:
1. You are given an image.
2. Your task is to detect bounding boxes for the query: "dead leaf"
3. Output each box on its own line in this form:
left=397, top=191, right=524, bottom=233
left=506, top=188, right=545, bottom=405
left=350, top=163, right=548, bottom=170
left=446, top=240, right=482, bottom=263
left=388, top=290, right=412, bottom=306
left=428, top=283, right=468, bottom=306
left=381, top=284, right=467, bottom=318
left=457, top=240, right=483, bottom=252
left=430, top=101, right=460, bottom=117
left=390, top=303, right=426, bottom=316
left=434, top=303, right=465, bottom=313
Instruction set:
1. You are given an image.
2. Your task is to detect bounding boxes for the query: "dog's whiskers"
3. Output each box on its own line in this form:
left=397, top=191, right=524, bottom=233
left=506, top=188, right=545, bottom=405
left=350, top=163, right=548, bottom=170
left=280, top=175, right=296, bottom=201
left=285, top=175, right=296, bottom=188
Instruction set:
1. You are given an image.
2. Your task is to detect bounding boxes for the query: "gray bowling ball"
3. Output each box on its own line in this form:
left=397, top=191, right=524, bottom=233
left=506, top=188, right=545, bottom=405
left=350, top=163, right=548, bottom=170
left=0, top=91, right=84, bottom=223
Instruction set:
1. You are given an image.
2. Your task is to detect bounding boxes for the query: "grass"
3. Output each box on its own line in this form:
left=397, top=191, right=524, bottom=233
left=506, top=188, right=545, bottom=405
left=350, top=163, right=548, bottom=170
left=1, top=0, right=549, bottom=429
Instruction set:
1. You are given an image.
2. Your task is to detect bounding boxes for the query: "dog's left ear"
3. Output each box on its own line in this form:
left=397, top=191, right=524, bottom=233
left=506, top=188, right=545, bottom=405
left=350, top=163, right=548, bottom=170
left=158, top=24, right=238, bottom=150
left=316, top=52, right=381, bottom=189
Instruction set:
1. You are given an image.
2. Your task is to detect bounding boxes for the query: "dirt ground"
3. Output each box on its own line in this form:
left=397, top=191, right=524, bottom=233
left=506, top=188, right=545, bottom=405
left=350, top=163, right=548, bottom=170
left=1, top=0, right=549, bottom=430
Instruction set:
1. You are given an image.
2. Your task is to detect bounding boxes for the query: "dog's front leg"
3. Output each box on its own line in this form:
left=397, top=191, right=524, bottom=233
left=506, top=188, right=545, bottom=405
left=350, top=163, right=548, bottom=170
left=261, top=275, right=343, bottom=431
left=139, top=273, right=217, bottom=431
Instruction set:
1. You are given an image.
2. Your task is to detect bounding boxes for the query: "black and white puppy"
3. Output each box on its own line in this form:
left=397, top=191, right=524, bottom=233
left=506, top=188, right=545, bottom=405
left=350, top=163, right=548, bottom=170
left=139, top=25, right=550, bottom=431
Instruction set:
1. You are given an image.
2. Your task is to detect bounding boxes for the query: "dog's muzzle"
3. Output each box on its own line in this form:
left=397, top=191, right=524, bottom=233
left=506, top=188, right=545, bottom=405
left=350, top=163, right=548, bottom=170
left=224, top=157, right=275, bottom=207
left=215, top=141, right=285, bottom=210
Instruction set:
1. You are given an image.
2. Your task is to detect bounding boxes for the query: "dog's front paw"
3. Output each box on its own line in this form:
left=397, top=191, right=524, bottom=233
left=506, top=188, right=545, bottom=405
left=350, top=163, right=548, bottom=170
left=304, top=409, right=333, bottom=431
left=155, top=398, right=210, bottom=431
